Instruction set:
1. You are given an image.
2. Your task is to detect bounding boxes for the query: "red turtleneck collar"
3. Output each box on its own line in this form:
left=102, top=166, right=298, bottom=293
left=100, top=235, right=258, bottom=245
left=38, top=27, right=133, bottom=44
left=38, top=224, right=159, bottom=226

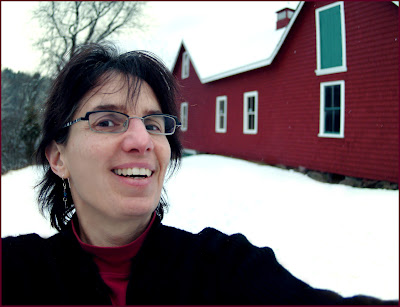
left=72, top=213, right=156, bottom=305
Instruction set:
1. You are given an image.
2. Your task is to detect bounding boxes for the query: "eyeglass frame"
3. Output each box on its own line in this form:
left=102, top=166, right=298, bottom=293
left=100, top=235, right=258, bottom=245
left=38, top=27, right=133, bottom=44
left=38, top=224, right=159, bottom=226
left=62, top=110, right=182, bottom=135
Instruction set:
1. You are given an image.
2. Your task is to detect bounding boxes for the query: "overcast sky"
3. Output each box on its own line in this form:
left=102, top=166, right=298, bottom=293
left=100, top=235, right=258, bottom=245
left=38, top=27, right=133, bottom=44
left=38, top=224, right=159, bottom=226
left=1, top=1, right=299, bottom=74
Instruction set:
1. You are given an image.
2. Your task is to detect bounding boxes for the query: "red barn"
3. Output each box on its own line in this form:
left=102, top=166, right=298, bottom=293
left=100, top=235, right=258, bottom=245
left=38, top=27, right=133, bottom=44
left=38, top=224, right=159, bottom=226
left=172, top=1, right=399, bottom=183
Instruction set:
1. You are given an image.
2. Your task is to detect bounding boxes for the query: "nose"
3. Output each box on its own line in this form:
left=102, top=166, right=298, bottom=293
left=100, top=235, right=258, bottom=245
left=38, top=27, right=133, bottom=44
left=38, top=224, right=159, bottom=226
left=120, top=118, right=154, bottom=153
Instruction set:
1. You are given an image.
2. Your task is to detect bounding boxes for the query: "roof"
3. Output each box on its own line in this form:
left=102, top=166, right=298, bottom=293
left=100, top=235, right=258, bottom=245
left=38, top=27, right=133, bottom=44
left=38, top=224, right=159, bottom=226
left=171, top=1, right=304, bottom=84
left=276, top=7, right=295, bottom=13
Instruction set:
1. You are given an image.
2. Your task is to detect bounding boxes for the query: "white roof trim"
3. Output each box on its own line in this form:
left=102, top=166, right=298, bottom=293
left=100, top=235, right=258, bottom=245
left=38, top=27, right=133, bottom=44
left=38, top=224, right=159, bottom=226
left=172, top=1, right=305, bottom=84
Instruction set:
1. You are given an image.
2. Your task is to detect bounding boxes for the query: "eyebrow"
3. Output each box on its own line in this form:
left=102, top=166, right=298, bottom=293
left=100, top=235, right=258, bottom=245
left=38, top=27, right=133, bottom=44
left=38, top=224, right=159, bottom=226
left=92, top=104, right=123, bottom=112
left=146, top=109, right=164, bottom=115
left=91, top=104, right=163, bottom=115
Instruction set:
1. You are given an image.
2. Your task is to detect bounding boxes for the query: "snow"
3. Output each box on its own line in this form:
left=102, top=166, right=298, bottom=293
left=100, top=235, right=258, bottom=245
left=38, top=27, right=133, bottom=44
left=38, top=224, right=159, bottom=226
left=1, top=154, right=398, bottom=300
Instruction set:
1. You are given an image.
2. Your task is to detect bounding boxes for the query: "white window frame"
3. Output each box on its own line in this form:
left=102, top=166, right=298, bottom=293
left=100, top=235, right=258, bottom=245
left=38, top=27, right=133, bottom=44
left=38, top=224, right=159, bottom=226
left=215, top=96, right=227, bottom=133
left=315, top=2, right=347, bottom=76
left=181, top=51, right=190, bottom=79
left=180, top=102, right=188, bottom=131
left=243, top=91, right=258, bottom=135
left=318, top=80, right=345, bottom=138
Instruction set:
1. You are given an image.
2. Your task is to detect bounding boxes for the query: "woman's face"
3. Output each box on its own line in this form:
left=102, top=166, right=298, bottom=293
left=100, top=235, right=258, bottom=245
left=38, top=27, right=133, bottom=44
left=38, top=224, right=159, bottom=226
left=58, top=75, right=171, bottom=224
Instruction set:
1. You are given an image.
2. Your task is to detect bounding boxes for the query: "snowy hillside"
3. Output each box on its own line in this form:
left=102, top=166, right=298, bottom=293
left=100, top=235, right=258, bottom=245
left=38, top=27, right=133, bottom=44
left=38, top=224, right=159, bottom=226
left=1, top=154, right=398, bottom=300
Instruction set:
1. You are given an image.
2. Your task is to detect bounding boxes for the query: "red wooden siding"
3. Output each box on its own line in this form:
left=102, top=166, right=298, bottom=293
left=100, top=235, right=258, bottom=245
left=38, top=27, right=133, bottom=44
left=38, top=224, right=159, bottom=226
left=173, top=1, right=398, bottom=183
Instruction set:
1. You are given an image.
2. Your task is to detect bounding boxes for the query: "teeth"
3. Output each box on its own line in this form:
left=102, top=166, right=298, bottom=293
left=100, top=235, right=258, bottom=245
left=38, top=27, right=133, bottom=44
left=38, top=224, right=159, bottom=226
left=113, top=168, right=152, bottom=178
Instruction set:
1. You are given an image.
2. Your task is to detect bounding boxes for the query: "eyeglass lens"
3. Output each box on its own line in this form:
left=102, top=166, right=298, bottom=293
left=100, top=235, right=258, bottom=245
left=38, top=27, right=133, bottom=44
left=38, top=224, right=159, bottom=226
left=88, top=112, right=176, bottom=135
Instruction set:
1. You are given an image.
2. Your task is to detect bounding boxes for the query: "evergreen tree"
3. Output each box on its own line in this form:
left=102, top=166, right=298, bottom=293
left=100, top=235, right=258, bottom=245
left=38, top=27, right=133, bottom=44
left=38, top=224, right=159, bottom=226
left=1, top=69, right=50, bottom=174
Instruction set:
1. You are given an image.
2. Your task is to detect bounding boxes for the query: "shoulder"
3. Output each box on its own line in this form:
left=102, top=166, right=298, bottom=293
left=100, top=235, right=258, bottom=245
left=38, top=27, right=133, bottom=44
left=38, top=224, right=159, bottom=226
left=2, top=231, right=108, bottom=305
left=3, top=233, right=48, bottom=255
left=2, top=231, right=76, bottom=269
left=2, top=233, right=59, bottom=263
left=3, top=232, right=50, bottom=244
left=2, top=233, right=60, bottom=285
left=2, top=232, right=65, bottom=250
left=152, top=224, right=277, bottom=269
left=141, top=224, right=302, bottom=303
left=153, top=226, right=397, bottom=305
left=159, top=224, right=273, bottom=252
left=149, top=226, right=320, bottom=304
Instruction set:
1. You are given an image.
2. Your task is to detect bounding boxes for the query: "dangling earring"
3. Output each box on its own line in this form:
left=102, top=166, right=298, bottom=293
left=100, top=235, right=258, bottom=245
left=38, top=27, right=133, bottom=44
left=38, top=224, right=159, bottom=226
left=62, top=177, right=68, bottom=209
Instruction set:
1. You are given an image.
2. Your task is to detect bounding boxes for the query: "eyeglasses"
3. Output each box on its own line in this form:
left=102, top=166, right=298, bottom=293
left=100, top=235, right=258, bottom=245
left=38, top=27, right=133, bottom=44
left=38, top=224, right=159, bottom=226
left=62, top=110, right=181, bottom=135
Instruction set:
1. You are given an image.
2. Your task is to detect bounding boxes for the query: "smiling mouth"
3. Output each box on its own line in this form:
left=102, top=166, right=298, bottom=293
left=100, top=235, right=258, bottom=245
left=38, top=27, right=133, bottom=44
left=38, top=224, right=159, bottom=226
left=113, top=168, right=153, bottom=178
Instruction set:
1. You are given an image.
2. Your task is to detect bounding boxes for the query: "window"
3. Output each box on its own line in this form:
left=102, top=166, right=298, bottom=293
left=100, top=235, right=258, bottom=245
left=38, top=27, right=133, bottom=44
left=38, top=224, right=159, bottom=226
left=180, top=102, right=188, bottom=131
left=277, top=11, right=286, bottom=21
left=319, top=80, right=345, bottom=138
left=215, top=96, right=227, bottom=133
left=315, top=2, right=347, bottom=75
left=243, top=91, right=258, bottom=134
left=278, top=9, right=294, bottom=21
left=181, top=51, right=190, bottom=79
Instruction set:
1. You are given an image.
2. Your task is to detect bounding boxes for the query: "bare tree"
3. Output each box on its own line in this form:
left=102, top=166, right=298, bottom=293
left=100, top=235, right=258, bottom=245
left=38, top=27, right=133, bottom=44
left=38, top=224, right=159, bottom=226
left=32, top=1, right=147, bottom=75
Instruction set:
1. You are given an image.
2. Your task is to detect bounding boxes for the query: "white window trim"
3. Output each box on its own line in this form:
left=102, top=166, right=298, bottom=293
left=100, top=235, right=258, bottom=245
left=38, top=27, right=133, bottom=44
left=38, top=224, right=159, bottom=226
left=181, top=52, right=190, bottom=79
left=318, top=80, right=345, bottom=138
left=180, top=102, right=188, bottom=131
left=315, top=2, right=347, bottom=76
left=215, top=96, right=227, bottom=133
left=243, top=91, right=258, bottom=135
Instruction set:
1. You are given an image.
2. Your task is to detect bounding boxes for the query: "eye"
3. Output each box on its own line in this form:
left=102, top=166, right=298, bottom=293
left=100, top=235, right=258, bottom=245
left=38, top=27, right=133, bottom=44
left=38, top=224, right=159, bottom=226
left=144, top=116, right=164, bottom=133
left=97, top=119, right=115, bottom=127
left=90, top=112, right=126, bottom=131
left=145, top=123, right=162, bottom=132
left=94, top=116, right=121, bottom=128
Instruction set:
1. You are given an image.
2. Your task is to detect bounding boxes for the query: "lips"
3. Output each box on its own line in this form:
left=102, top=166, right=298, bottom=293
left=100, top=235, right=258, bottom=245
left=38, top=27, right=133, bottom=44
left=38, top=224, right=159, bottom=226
left=112, top=167, right=153, bottom=178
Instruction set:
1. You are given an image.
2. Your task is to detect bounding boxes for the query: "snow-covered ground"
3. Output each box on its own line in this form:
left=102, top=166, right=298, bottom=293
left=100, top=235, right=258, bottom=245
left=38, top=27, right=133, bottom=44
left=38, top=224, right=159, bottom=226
left=1, top=154, right=398, bottom=300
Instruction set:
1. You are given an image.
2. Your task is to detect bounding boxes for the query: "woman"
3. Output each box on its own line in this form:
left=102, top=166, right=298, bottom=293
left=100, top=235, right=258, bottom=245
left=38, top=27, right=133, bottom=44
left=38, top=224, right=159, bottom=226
left=2, top=43, right=396, bottom=305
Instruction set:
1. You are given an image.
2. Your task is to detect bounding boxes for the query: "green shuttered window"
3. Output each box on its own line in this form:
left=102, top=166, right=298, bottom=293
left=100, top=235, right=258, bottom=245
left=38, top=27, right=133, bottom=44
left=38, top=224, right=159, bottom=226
left=315, top=2, right=347, bottom=75
left=320, top=6, right=342, bottom=69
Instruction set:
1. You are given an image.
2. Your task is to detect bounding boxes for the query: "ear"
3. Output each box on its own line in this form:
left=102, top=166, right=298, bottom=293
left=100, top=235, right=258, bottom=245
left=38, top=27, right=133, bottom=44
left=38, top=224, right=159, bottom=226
left=45, top=141, right=70, bottom=178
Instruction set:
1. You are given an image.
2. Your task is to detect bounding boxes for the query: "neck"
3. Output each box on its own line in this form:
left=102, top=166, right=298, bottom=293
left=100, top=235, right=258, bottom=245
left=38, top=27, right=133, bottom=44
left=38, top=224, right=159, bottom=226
left=75, top=212, right=153, bottom=247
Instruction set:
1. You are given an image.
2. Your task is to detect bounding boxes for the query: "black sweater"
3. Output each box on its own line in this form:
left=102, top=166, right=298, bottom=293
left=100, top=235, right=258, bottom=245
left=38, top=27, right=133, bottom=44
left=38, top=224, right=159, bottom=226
left=2, top=216, right=396, bottom=305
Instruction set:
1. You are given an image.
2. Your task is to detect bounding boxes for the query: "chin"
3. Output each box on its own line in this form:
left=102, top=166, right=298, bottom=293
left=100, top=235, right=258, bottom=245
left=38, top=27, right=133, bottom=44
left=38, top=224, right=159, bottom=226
left=115, top=200, right=158, bottom=218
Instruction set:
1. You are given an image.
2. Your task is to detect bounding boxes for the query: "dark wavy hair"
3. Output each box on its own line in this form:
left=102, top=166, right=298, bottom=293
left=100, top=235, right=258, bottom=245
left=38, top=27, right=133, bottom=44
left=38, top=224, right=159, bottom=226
left=35, top=43, right=183, bottom=231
